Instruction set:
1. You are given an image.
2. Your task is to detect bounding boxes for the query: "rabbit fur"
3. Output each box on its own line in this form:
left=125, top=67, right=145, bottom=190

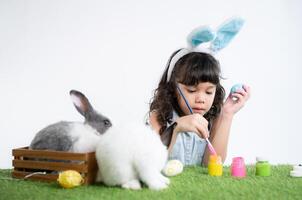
left=29, top=90, right=112, bottom=153
left=95, top=122, right=169, bottom=190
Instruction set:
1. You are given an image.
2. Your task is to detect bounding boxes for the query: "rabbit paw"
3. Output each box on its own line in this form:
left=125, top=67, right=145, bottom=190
left=160, top=175, right=170, bottom=185
left=122, top=179, right=142, bottom=190
left=147, top=175, right=170, bottom=190
left=147, top=180, right=169, bottom=190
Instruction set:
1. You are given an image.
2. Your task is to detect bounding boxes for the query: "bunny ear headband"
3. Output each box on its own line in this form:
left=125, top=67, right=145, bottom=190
left=166, top=17, right=245, bottom=82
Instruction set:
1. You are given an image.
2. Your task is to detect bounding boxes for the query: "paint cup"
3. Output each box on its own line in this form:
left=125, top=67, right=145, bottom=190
left=290, top=164, right=302, bottom=177
left=208, top=155, right=223, bottom=176
left=255, top=157, right=271, bottom=176
left=231, top=157, right=246, bottom=178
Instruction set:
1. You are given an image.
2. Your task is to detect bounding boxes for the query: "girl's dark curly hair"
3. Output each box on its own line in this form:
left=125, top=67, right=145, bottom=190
left=149, top=50, right=225, bottom=135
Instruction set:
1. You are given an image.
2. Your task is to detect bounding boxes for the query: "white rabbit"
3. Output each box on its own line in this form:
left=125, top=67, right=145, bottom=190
left=95, top=122, right=169, bottom=190
left=30, top=90, right=112, bottom=153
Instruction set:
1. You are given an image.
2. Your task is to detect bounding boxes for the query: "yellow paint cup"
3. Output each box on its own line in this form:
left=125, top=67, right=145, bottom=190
left=208, top=155, right=223, bottom=176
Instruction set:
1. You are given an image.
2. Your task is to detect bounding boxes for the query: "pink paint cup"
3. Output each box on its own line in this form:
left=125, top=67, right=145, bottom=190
left=231, top=157, right=246, bottom=178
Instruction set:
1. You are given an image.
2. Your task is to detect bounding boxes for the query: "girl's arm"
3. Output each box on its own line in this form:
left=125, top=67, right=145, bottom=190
left=149, top=111, right=209, bottom=153
left=202, top=85, right=251, bottom=165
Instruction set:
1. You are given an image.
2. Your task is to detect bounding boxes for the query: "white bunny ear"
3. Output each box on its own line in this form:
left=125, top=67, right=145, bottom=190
left=210, top=17, right=245, bottom=53
left=187, top=25, right=215, bottom=48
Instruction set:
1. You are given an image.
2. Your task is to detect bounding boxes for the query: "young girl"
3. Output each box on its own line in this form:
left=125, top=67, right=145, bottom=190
left=148, top=18, right=250, bottom=166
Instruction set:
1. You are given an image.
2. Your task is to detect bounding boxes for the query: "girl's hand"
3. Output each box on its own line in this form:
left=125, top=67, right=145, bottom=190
left=175, top=114, right=209, bottom=139
left=223, top=84, right=251, bottom=115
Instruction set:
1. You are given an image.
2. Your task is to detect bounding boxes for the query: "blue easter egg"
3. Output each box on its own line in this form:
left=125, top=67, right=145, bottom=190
left=230, top=84, right=243, bottom=94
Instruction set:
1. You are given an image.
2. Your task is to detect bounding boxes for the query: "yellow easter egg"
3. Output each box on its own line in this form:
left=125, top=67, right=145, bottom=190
left=57, top=170, right=83, bottom=189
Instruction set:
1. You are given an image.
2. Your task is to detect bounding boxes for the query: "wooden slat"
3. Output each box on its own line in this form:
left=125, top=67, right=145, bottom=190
left=12, top=170, right=92, bottom=185
left=86, top=153, right=98, bottom=171
left=13, top=159, right=88, bottom=172
left=12, top=170, right=58, bottom=182
left=12, top=147, right=90, bottom=161
left=85, top=153, right=98, bottom=184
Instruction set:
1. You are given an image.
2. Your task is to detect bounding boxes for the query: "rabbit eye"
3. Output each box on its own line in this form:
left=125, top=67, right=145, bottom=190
left=103, top=119, right=111, bottom=127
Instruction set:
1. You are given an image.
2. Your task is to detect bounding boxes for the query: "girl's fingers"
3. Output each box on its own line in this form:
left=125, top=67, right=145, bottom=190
left=195, top=115, right=209, bottom=138
left=178, top=114, right=210, bottom=138
left=231, top=92, right=243, bottom=100
left=195, top=123, right=209, bottom=138
left=241, top=85, right=251, bottom=99
left=243, top=84, right=251, bottom=93
left=192, top=114, right=208, bottom=127
left=232, top=93, right=246, bottom=105
left=232, top=88, right=250, bottom=102
left=234, top=89, right=247, bottom=97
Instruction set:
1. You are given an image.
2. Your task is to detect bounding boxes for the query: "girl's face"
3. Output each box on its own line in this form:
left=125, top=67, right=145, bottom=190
left=177, top=82, right=216, bottom=116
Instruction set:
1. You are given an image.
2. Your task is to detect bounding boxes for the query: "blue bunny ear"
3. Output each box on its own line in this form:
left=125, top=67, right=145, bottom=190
left=210, top=17, right=245, bottom=53
left=187, top=26, right=215, bottom=48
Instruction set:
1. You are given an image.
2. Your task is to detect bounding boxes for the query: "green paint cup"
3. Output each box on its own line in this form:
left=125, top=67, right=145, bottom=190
left=256, top=157, right=271, bottom=176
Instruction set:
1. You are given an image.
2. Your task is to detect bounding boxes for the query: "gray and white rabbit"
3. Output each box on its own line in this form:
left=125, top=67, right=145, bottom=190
left=30, top=90, right=112, bottom=153
left=95, top=122, right=169, bottom=190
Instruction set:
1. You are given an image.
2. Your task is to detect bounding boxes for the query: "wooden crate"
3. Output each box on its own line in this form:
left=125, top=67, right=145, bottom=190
left=12, top=147, right=98, bottom=185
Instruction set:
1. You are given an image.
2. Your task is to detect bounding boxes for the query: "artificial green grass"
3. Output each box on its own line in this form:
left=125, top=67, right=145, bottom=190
left=1, top=165, right=301, bottom=200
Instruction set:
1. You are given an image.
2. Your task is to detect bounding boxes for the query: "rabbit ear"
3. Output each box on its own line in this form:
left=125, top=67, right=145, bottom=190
left=187, top=25, right=215, bottom=48
left=210, top=17, right=245, bottom=53
left=70, top=90, right=94, bottom=118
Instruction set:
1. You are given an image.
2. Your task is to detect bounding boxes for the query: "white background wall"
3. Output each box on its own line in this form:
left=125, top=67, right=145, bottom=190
left=1, top=0, right=301, bottom=168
